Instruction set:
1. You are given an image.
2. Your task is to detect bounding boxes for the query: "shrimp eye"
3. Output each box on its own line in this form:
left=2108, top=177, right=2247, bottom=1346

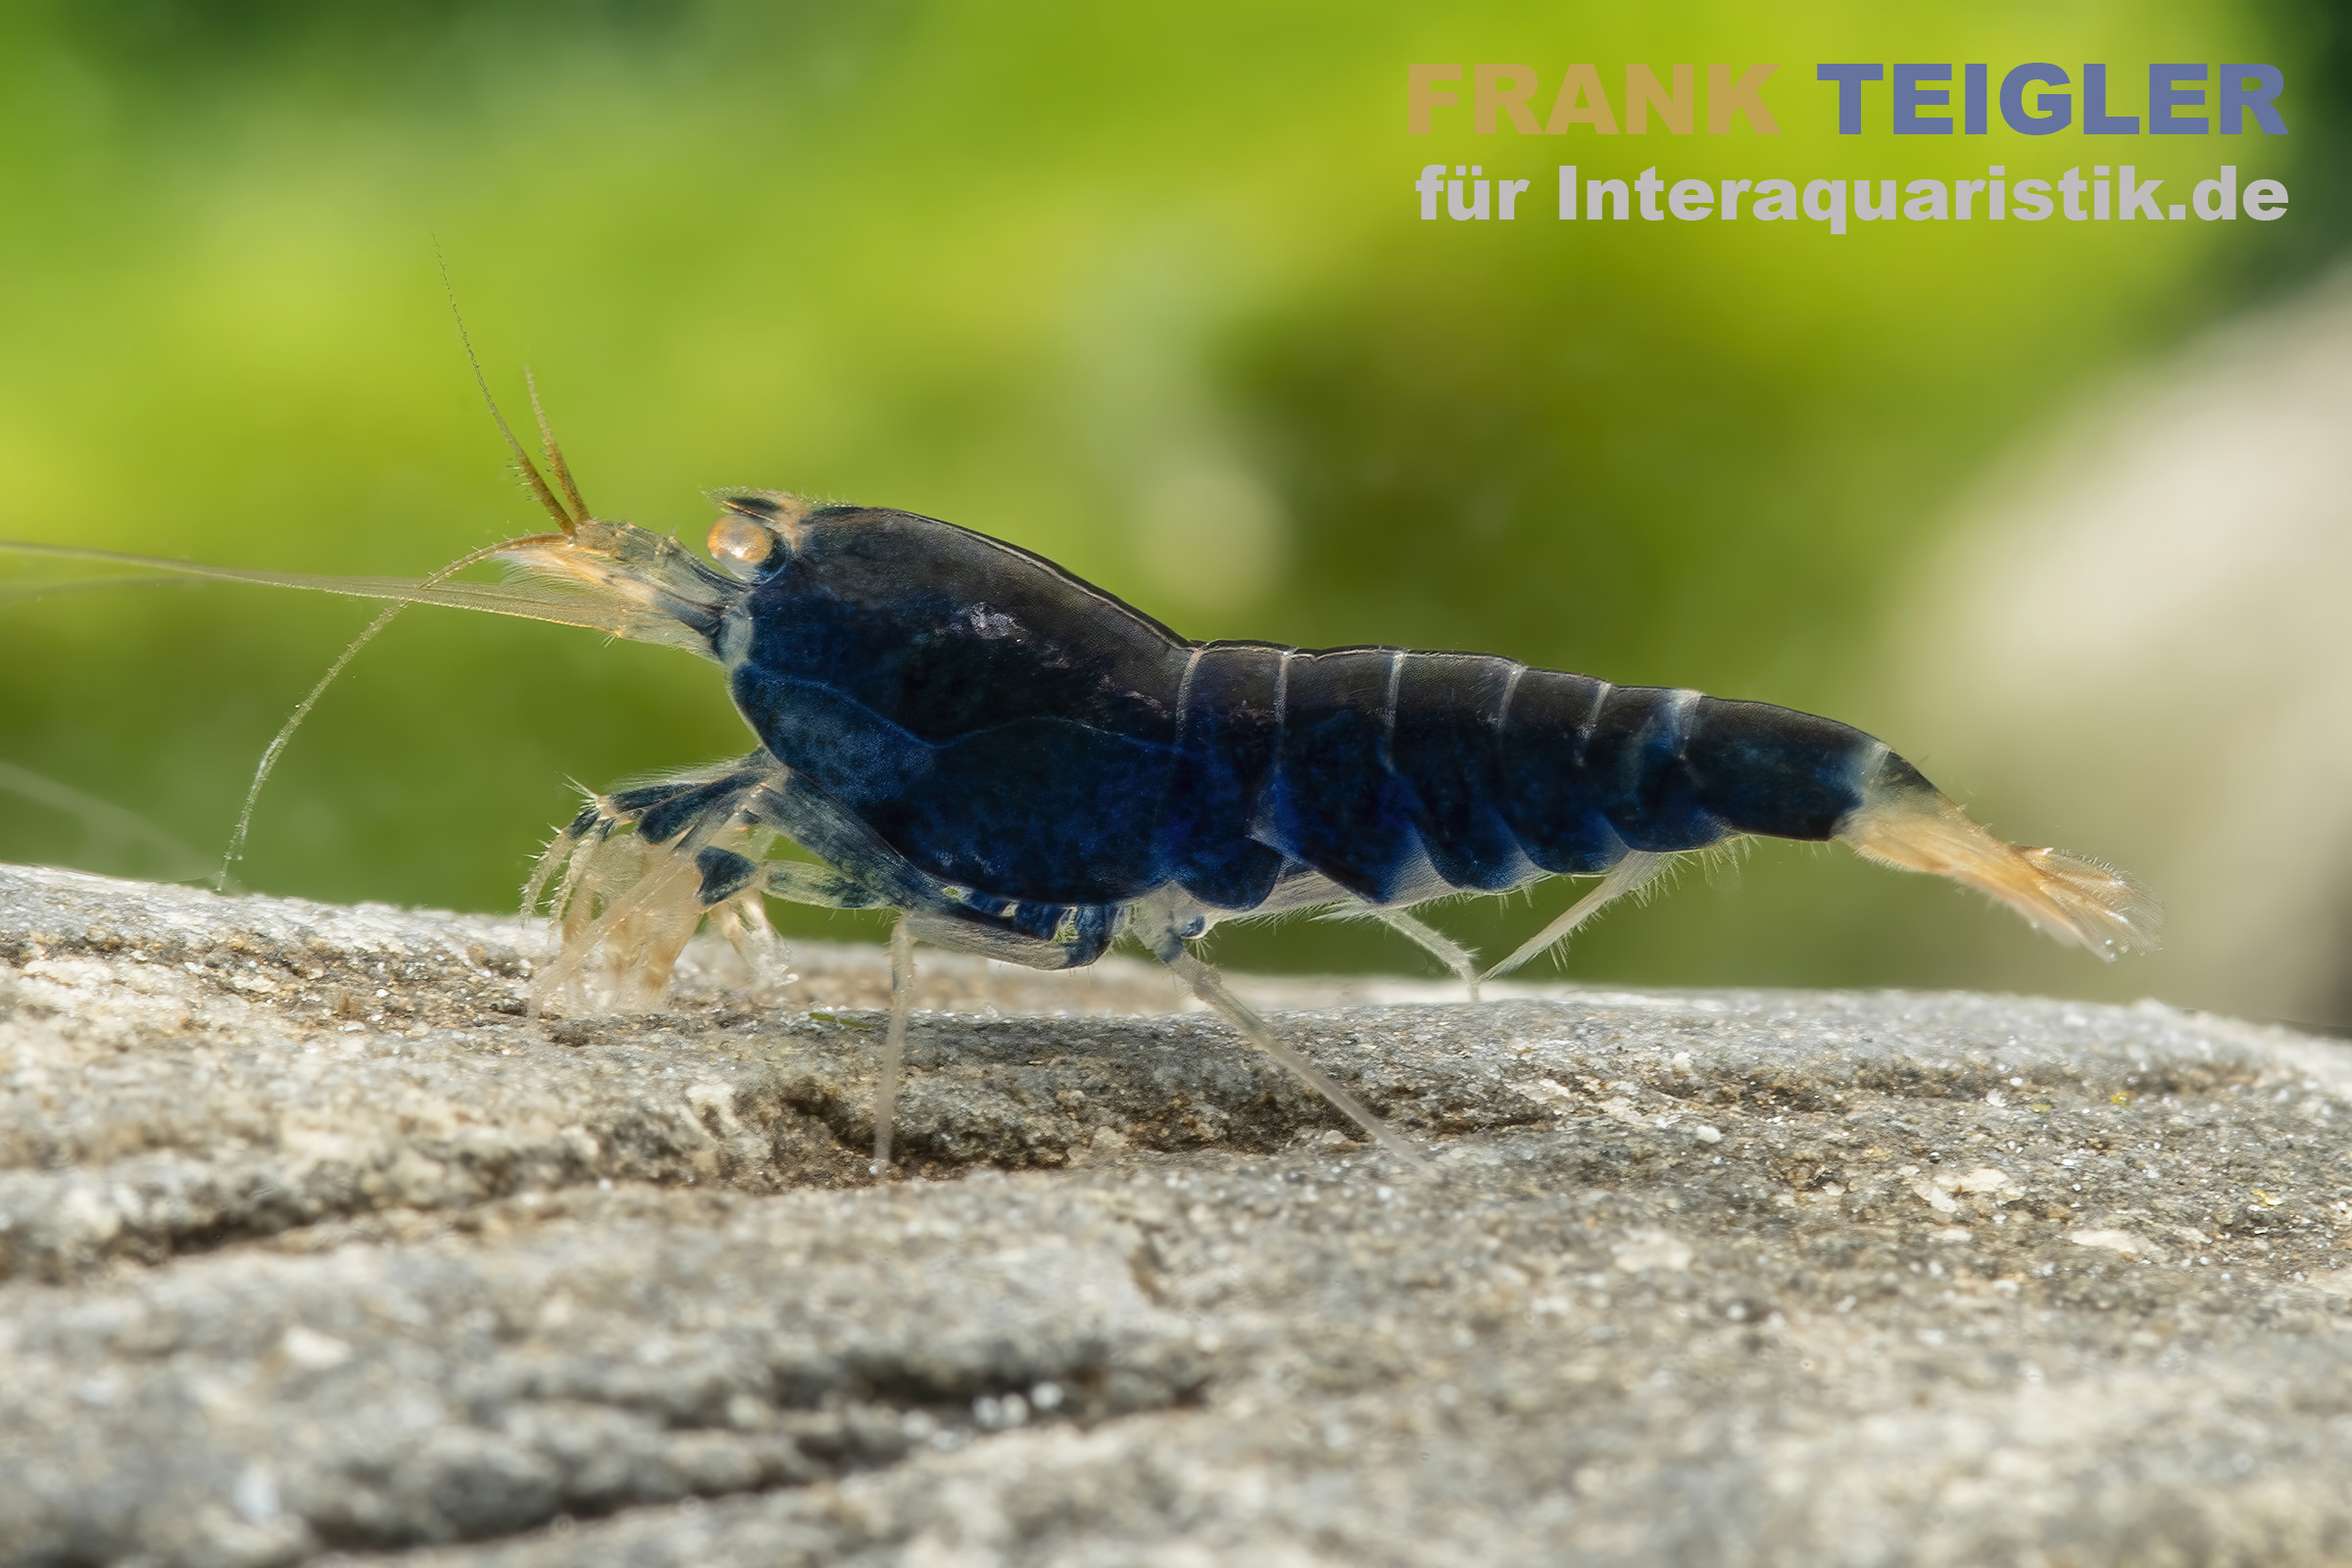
left=708, top=513, right=776, bottom=575
left=705, top=489, right=810, bottom=576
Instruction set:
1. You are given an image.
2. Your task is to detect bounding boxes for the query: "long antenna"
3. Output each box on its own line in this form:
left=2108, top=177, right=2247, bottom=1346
left=218, top=535, right=552, bottom=889
left=218, top=257, right=598, bottom=886
left=219, top=602, right=403, bottom=888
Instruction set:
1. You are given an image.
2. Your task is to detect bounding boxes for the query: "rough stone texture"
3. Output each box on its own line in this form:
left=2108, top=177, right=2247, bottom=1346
left=2, top=863, right=2349, bottom=1567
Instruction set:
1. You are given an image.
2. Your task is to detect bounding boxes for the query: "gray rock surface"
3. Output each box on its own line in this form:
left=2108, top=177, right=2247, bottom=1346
left=2, top=861, right=2349, bottom=1566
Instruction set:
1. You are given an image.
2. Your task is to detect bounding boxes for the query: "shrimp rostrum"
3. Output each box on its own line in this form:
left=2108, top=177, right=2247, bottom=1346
left=17, top=418, right=2159, bottom=1173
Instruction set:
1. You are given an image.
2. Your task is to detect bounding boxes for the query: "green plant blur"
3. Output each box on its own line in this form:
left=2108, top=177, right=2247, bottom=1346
left=0, top=1, right=2334, bottom=1001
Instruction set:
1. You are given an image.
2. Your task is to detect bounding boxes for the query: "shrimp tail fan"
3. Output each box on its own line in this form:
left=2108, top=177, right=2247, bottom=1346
left=1837, top=750, right=2162, bottom=960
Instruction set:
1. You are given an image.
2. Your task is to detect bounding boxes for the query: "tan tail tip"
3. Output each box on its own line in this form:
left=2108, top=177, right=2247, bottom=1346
left=2006, top=845, right=2164, bottom=959
left=1839, top=781, right=2162, bottom=961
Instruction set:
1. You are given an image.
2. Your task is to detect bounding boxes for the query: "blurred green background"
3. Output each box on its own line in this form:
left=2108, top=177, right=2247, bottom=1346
left=0, top=1, right=2340, bottom=1013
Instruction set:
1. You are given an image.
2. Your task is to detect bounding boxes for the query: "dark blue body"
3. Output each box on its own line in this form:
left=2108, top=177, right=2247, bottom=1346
left=727, top=507, right=1875, bottom=910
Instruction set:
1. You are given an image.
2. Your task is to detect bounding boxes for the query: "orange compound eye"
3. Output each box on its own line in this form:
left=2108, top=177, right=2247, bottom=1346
left=708, top=514, right=775, bottom=573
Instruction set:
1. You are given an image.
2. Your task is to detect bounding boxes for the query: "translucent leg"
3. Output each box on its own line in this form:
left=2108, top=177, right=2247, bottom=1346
left=1482, top=851, right=1672, bottom=983
left=1371, top=905, right=1483, bottom=1001
left=1151, top=932, right=1431, bottom=1175
left=873, top=913, right=915, bottom=1176
left=524, top=757, right=783, bottom=1012
left=531, top=842, right=704, bottom=1012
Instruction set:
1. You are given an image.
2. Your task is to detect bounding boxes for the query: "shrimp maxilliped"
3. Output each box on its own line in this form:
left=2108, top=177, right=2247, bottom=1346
left=3, top=399, right=2161, bottom=1174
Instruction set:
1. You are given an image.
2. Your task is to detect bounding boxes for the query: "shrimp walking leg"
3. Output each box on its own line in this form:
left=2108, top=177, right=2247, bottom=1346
left=875, top=914, right=914, bottom=1173
left=1131, top=902, right=1430, bottom=1173
left=1369, top=906, right=1484, bottom=1001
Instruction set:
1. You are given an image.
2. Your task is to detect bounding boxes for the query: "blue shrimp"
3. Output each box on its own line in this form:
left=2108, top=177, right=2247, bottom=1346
left=6, top=408, right=2160, bottom=1174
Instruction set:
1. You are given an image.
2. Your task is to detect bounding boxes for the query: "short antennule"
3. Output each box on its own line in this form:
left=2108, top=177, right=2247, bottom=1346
left=441, top=266, right=579, bottom=536
left=526, top=367, right=592, bottom=528
left=470, top=358, right=576, bottom=537
left=1836, top=750, right=2163, bottom=960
